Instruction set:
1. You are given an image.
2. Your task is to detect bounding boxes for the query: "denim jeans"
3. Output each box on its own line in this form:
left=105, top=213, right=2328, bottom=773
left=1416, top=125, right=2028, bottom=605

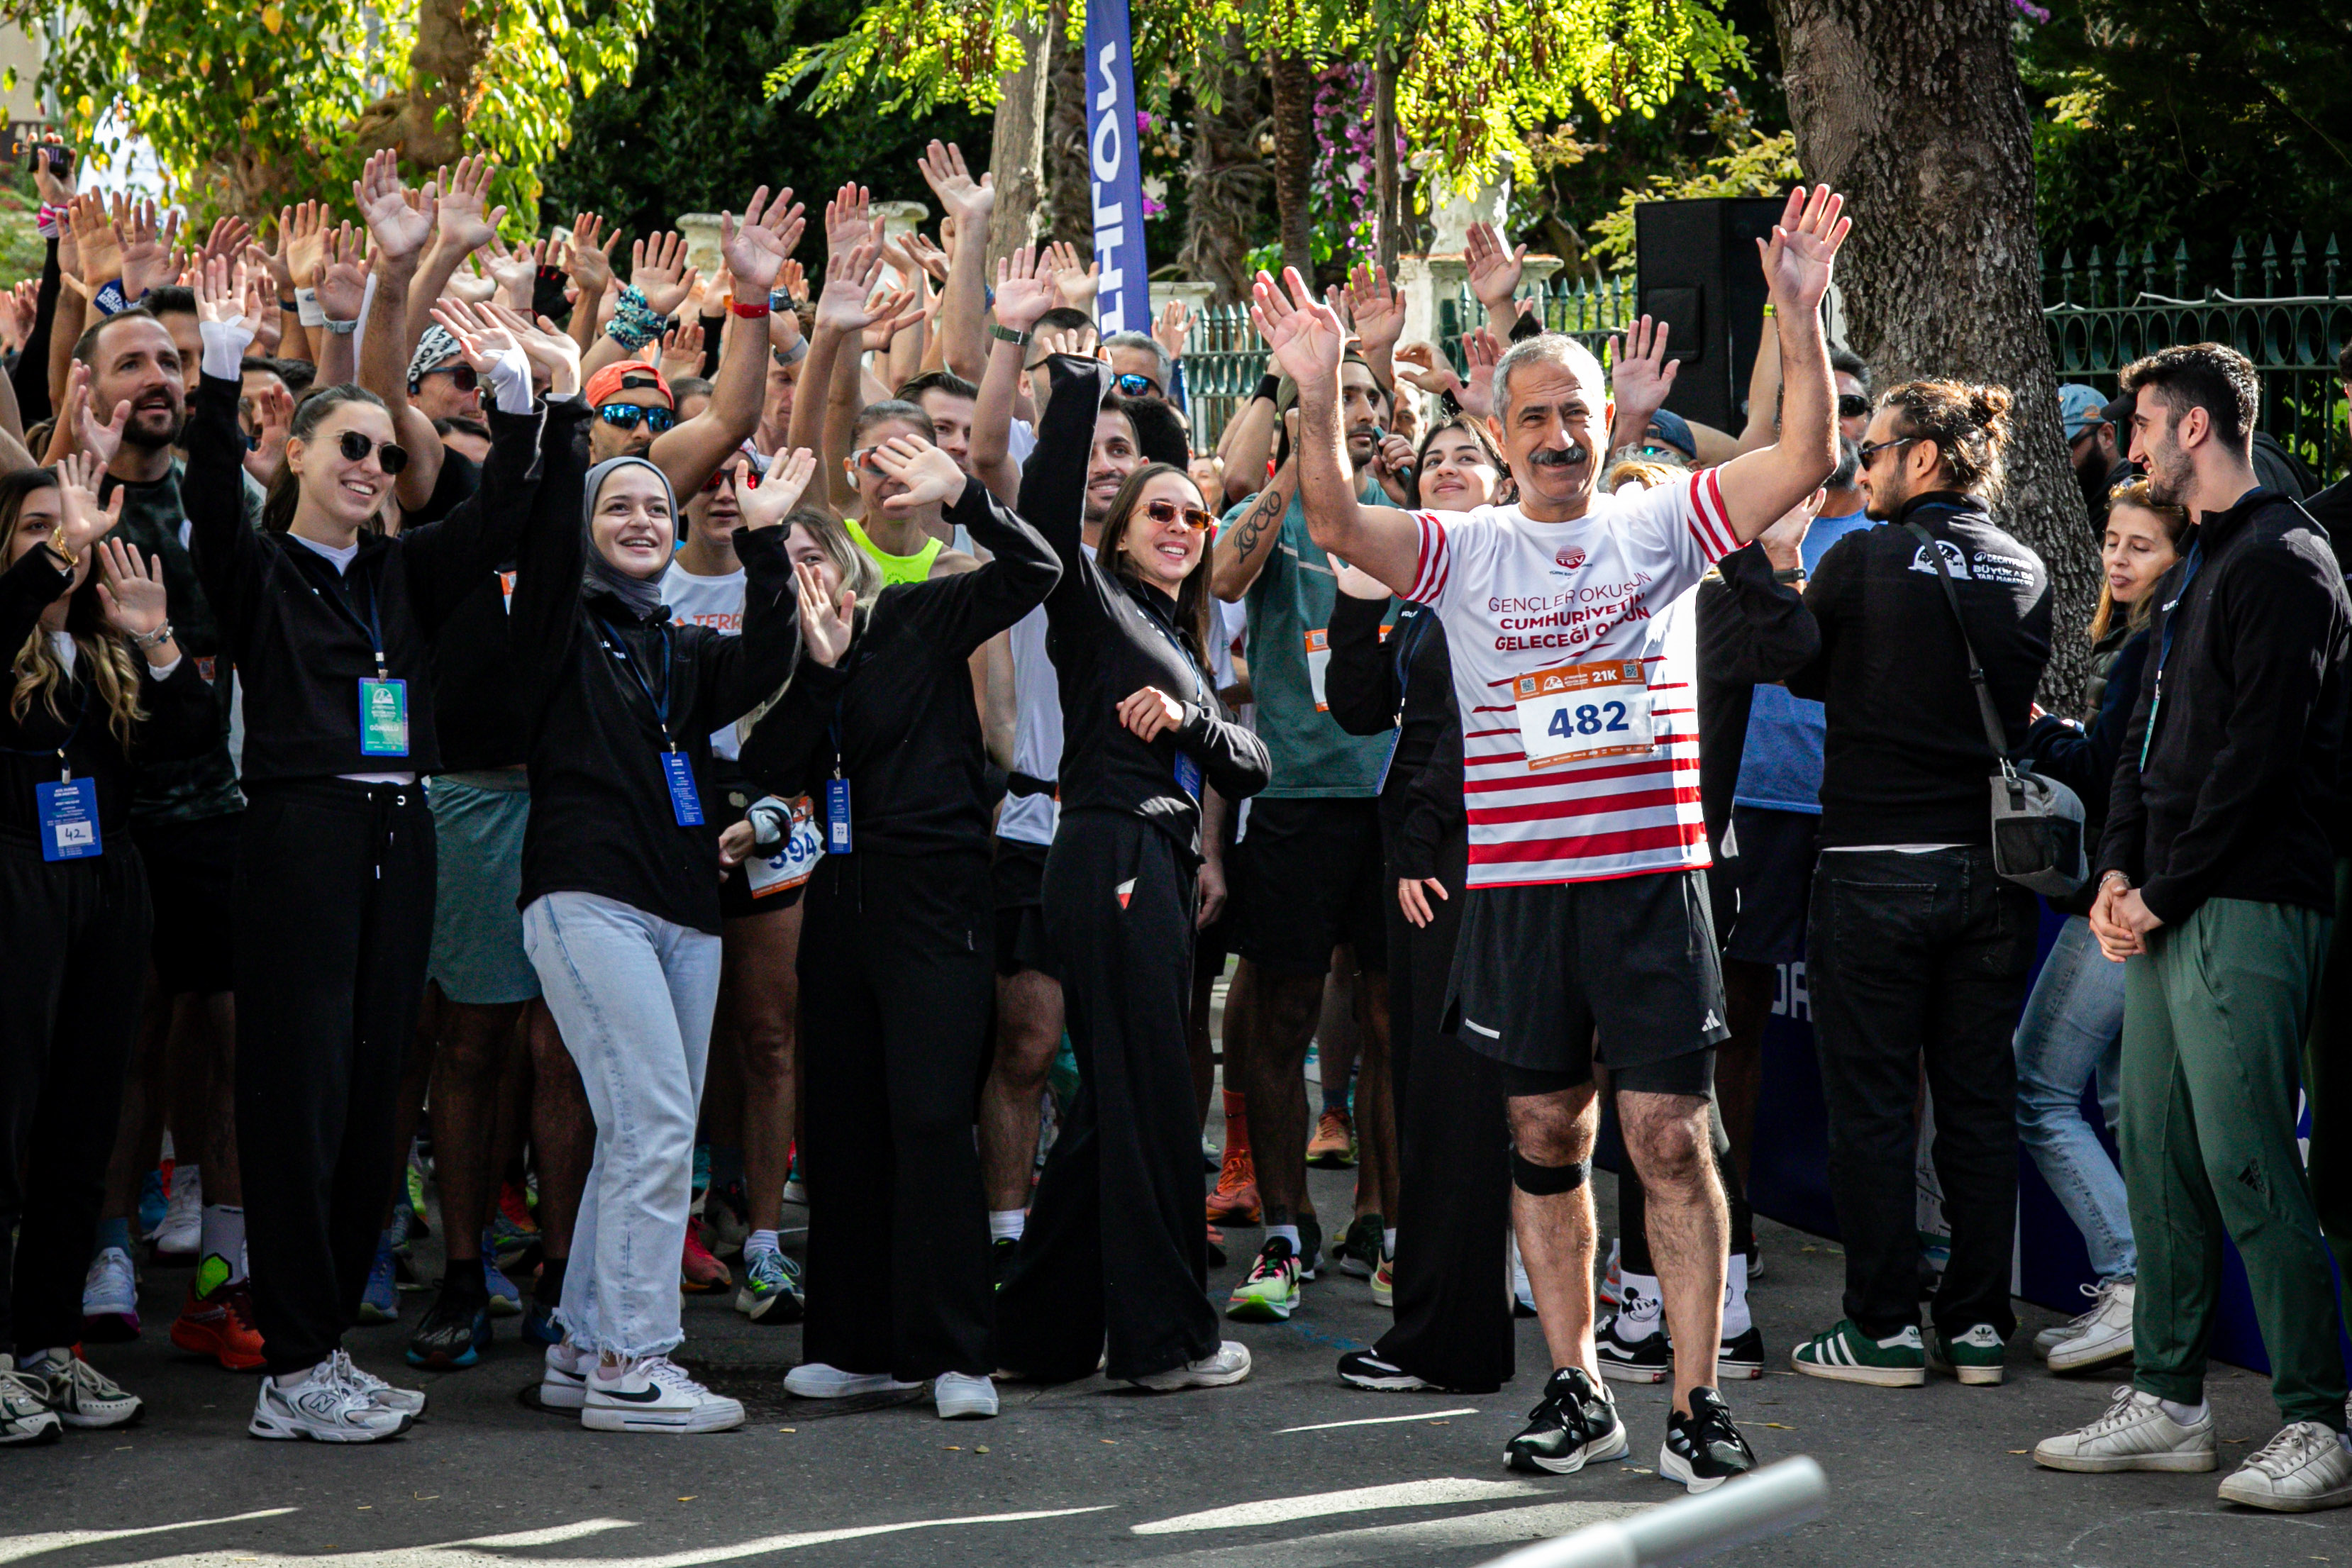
left=523, top=891, right=721, bottom=1358
left=2012, top=914, right=2135, bottom=1282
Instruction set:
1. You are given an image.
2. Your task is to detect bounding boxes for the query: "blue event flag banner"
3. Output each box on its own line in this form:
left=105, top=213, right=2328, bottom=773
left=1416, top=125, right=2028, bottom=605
left=1085, top=0, right=1149, bottom=335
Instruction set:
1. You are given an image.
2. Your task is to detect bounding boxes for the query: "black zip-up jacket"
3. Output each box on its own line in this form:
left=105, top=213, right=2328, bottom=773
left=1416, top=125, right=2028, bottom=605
left=1026, top=355, right=1269, bottom=857
left=1787, top=492, right=2051, bottom=847
left=183, top=362, right=545, bottom=784
left=738, top=472, right=1059, bottom=857
left=509, top=399, right=801, bottom=935
left=1, top=546, right=218, bottom=844
left=2025, top=624, right=2146, bottom=916
left=2099, top=488, right=2350, bottom=923
left=1325, top=592, right=1460, bottom=882
left=1694, top=542, right=1823, bottom=849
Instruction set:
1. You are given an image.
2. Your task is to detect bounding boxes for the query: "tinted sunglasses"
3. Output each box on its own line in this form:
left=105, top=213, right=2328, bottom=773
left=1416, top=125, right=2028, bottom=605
left=848, top=445, right=888, bottom=477
left=597, top=402, right=677, bottom=434
left=1114, top=372, right=1162, bottom=399
left=336, top=429, right=407, bottom=474
left=418, top=363, right=479, bottom=394
left=1836, top=394, right=1871, bottom=421
left=1140, top=497, right=1214, bottom=532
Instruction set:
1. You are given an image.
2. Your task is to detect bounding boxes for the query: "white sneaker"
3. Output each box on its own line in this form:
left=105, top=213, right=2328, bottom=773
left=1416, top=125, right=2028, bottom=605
left=581, top=1355, right=745, bottom=1433
left=0, top=1357, right=62, bottom=1446
left=2216, top=1421, right=2352, bottom=1512
left=30, top=1350, right=141, bottom=1429
left=153, top=1169, right=201, bottom=1259
left=936, top=1372, right=999, bottom=1419
left=2048, top=1281, right=2134, bottom=1374
left=540, top=1341, right=591, bottom=1411
left=332, top=1350, right=426, bottom=1418
left=784, top=1362, right=923, bottom=1399
left=81, top=1247, right=140, bottom=1333
left=2034, top=1386, right=2216, bottom=1473
left=1130, top=1341, right=1253, bottom=1391
left=248, top=1358, right=412, bottom=1442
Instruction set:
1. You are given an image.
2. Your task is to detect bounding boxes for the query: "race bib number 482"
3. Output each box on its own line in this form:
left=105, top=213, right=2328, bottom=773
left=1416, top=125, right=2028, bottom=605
left=1514, top=659, right=1654, bottom=769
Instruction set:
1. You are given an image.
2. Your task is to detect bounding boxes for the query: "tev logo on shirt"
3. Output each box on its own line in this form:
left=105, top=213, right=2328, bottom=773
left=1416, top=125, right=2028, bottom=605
left=1555, top=546, right=1587, bottom=570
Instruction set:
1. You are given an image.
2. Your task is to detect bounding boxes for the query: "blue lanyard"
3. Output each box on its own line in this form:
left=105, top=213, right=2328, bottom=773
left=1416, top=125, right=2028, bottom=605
left=2138, top=540, right=2204, bottom=772
left=596, top=616, right=679, bottom=748
left=311, top=558, right=391, bottom=679
left=1131, top=591, right=1209, bottom=710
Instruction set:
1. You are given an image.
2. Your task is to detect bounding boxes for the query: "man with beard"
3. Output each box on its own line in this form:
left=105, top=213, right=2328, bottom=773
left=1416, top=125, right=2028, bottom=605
left=72, top=307, right=264, bottom=1372
left=2060, top=384, right=2126, bottom=533
left=2039, top=343, right=2352, bottom=1512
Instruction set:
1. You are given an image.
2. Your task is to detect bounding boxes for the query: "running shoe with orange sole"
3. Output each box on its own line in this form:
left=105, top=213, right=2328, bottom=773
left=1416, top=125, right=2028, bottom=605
left=681, top=1222, right=732, bottom=1293
left=1206, top=1142, right=1261, bottom=1225
left=168, top=1279, right=265, bottom=1371
left=1307, top=1108, right=1357, bottom=1169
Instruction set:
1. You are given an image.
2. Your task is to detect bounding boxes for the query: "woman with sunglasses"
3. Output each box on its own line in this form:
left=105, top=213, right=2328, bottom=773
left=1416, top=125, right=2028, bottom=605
left=993, top=352, right=1269, bottom=1391
left=181, top=258, right=553, bottom=1443
left=736, top=435, right=1057, bottom=1423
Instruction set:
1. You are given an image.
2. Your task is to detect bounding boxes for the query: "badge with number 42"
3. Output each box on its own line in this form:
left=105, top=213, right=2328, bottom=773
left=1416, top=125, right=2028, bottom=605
left=1514, top=659, right=1654, bottom=769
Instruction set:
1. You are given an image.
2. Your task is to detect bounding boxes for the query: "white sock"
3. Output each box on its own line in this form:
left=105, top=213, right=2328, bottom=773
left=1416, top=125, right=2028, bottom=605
left=988, top=1209, right=1026, bottom=1242
left=2158, top=1396, right=2207, bottom=1425
left=1614, top=1272, right=1664, bottom=1342
left=745, top=1228, right=780, bottom=1257
left=1382, top=1228, right=1398, bottom=1257
left=198, top=1205, right=248, bottom=1287
left=1267, top=1224, right=1302, bottom=1253
left=1721, top=1252, right=1753, bottom=1338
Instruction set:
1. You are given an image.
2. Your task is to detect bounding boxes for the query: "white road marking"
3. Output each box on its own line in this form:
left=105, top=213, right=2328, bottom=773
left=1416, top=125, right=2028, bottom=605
left=0, top=1509, right=299, bottom=1566
left=1277, top=1408, right=1479, bottom=1434
left=1138, top=1501, right=1651, bottom=1568
left=1133, top=1480, right=1543, bottom=1535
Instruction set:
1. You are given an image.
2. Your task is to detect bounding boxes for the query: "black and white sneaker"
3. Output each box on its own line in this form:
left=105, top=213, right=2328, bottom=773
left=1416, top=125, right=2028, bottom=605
left=1595, top=1309, right=1672, bottom=1385
left=30, top=1350, right=142, bottom=1429
left=1504, top=1367, right=1629, bottom=1474
left=1660, top=1387, right=1757, bottom=1494
left=1336, top=1350, right=1438, bottom=1391
left=1716, top=1323, right=1765, bottom=1381
left=0, top=1357, right=61, bottom=1446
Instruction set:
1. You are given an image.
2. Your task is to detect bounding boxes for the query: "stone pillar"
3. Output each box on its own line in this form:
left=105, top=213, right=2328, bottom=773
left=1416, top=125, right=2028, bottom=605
left=677, top=213, right=725, bottom=282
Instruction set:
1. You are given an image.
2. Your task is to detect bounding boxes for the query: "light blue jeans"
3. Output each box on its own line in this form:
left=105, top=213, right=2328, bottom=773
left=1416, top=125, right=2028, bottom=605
left=523, top=891, right=721, bottom=1358
left=2013, top=913, right=2136, bottom=1281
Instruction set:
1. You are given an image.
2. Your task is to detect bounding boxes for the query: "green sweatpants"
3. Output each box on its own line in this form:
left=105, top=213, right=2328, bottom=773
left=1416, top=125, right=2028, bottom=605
left=2123, top=896, right=2349, bottom=1429
left=2301, top=859, right=2352, bottom=1252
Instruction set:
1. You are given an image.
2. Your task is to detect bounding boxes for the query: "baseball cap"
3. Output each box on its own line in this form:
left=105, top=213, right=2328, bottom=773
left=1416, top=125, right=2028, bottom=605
left=2058, top=383, right=2107, bottom=440
left=585, top=359, right=673, bottom=410
left=1643, top=409, right=1697, bottom=462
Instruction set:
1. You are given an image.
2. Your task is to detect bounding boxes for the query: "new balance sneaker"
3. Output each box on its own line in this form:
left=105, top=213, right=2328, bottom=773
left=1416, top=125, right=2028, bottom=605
left=357, top=1229, right=400, bottom=1324
left=734, top=1246, right=805, bottom=1325
left=1927, top=1323, right=2007, bottom=1386
left=138, top=1168, right=169, bottom=1241
left=1660, top=1387, right=1757, bottom=1494
left=582, top=1355, right=745, bottom=1433
left=680, top=1224, right=731, bottom=1293
left=0, top=1357, right=62, bottom=1445
left=248, top=1359, right=411, bottom=1442
left=540, top=1340, right=591, bottom=1411
left=1307, top=1108, right=1357, bottom=1169
left=1131, top=1341, right=1252, bottom=1391
left=333, top=1350, right=426, bottom=1418
left=936, top=1372, right=999, bottom=1419
left=1790, top=1320, right=1927, bottom=1386
left=30, top=1351, right=141, bottom=1429
left=1337, top=1214, right=1385, bottom=1280
left=2034, top=1386, right=2216, bottom=1472
left=1505, top=1367, right=1630, bottom=1475
left=2046, top=1280, right=2135, bottom=1374
left=1596, top=1294, right=1670, bottom=1385
left=81, top=1246, right=140, bottom=1342
left=1716, top=1323, right=1766, bottom=1381
left=152, top=1168, right=201, bottom=1262
left=783, top=1363, right=923, bottom=1399
left=1337, top=1350, right=1436, bottom=1391
left=1206, top=1142, right=1261, bottom=1225
left=2215, top=1421, right=2352, bottom=1512
left=169, top=1279, right=266, bottom=1371
left=405, top=1286, right=491, bottom=1370
left=482, top=1243, right=523, bottom=1318
left=1225, top=1238, right=1304, bottom=1322
left=1371, top=1255, right=1394, bottom=1308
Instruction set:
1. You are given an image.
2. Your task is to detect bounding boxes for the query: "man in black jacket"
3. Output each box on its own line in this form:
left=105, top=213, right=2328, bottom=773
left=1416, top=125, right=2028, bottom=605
left=1782, top=379, right=2050, bottom=1391
left=2036, top=343, right=2352, bottom=1512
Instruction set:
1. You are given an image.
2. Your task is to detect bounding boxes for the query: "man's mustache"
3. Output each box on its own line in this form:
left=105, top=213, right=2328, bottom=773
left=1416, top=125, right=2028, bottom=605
left=1528, top=444, right=1590, bottom=469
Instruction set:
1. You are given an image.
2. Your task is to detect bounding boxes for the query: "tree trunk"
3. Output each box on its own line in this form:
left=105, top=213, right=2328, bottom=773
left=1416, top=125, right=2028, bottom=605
left=1269, top=50, right=1316, bottom=284
left=348, top=0, right=488, bottom=170
left=1371, top=47, right=1401, bottom=275
left=1180, top=30, right=1269, bottom=304
left=1041, top=2, right=1094, bottom=252
left=1774, top=0, right=2097, bottom=706
left=987, top=9, right=1051, bottom=266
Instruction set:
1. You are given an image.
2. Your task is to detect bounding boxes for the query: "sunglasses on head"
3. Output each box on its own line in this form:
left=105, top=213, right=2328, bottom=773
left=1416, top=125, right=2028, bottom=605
left=1140, top=497, right=1214, bottom=533
left=1114, top=372, right=1162, bottom=399
left=1836, top=394, right=1871, bottom=421
left=597, top=402, right=677, bottom=434
left=335, top=429, right=407, bottom=474
left=418, top=363, right=479, bottom=394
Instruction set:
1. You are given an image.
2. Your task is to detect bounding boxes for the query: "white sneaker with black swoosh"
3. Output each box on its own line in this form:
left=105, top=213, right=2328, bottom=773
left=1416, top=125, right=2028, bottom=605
left=581, top=1355, right=745, bottom=1433
left=540, top=1340, right=591, bottom=1411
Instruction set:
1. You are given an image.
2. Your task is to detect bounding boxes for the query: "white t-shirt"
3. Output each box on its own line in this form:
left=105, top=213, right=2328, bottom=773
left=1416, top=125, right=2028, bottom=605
left=1406, top=469, right=1740, bottom=888
left=662, top=560, right=745, bottom=761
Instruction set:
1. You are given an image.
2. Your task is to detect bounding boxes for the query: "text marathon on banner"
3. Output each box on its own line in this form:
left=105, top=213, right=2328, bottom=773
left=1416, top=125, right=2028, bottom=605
left=1085, top=0, right=1149, bottom=334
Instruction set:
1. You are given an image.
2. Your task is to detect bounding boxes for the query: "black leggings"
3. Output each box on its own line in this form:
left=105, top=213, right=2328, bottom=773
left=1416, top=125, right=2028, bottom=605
left=1372, top=828, right=1516, bottom=1393
left=797, top=850, right=994, bottom=1380
left=0, top=840, right=150, bottom=1356
left=235, top=779, right=433, bottom=1377
left=997, top=810, right=1217, bottom=1382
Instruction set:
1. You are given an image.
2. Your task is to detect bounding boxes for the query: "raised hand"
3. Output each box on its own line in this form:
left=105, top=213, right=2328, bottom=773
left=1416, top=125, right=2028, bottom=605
left=426, top=299, right=522, bottom=372
left=734, top=447, right=817, bottom=529
left=1463, top=220, right=1525, bottom=313
left=823, top=183, right=872, bottom=260
left=485, top=238, right=543, bottom=307
left=899, top=230, right=951, bottom=286
left=860, top=284, right=921, bottom=354
left=561, top=212, right=619, bottom=301
left=1346, top=262, right=1407, bottom=355
left=1370, top=431, right=1417, bottom=504
left=1607, top=314, right=1678, bottom=438
left=119, top=198, right=173, bottom=301
left=484, top=303, right=582, bottom=397
left=915, top=140, right=994, bottom=228
left=243, top=379, right=294, bottom=480
left=721, top=185, right=804, bottom=297
left=1033, top=323, right=1100, bottom=363
left=282, top=201, right=328, bottom=289
left=1043, top=240, right=1098, bottom=308
left=51, top=450, right=123, bottom=561
left=1153, top=296, right=1192, bottom=361
left=433, top=153, right=505, bottom=255
left=443, top=253, right=497, bottom=304
left=658, top=318, right=705, bottom=382
left=870, top=433, right=965, bottom=511
left=29, top=134, right=72, bottom=206
left=1459, top=328, right=1502, bottom=420
left=630, top=230, right=698, bottom=317
left=201, top=213, right=254, bottom=264
left=1393, top=340, right=1461, bottom=397
left=94, top=538, right=170, bottom=641
left=353, top=148, right=437, bottom=267
left=1758, top=184, right=1849, bottom=311
left=991, top=245, right=1056, bottom=335
left=814, top=238, right=888, bottom=336
left=193, top=254, right=266, bottom=337
left=795, top=560, right=856, bottom=667
left=1248, top=267, right=1347, bottom=388
left=67, top=193, right=123, bottom=284
left=316, top=223, right=369, bottom=321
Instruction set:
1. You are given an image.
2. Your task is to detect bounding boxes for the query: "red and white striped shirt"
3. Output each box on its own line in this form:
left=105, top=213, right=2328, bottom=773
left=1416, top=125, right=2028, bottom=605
left=1406, top=469, right=1739, bottom=887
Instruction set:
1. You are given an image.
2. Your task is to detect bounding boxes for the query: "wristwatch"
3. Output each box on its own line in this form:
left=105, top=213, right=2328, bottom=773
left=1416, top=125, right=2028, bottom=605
left=989, top=323, right=1032, bottom=347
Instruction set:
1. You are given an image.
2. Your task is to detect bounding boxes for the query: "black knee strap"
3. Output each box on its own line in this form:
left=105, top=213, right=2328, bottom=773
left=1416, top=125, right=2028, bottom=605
left=1512, top=1152, right=1591, bottom=1195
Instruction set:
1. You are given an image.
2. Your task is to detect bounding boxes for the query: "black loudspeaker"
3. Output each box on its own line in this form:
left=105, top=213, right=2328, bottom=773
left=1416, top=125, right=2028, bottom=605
left=1633, top=198, right=1785, bottom=436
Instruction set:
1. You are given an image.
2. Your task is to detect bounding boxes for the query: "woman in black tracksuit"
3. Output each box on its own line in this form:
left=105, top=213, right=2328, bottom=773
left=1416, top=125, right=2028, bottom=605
left=994, top=356, right=1270, bottom=1389
left=2, top=462, right=214, bottom=1435
left=738, top=440, right=1059, bottom=1419
left=183, top=282, right=545, bottom=1437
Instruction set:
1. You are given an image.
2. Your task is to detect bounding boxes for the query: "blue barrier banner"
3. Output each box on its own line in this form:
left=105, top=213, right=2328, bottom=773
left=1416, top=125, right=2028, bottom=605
left=1084, top=0, right=1149, bottom=335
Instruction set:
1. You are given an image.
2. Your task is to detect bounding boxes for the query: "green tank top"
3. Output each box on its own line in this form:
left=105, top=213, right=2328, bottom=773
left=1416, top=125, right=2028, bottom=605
left=847, top=518, right=943, bottom=586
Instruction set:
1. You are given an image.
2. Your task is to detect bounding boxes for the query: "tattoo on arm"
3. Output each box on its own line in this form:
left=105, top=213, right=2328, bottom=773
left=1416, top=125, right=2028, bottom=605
left=1231, top=485, right=1283, bottom=562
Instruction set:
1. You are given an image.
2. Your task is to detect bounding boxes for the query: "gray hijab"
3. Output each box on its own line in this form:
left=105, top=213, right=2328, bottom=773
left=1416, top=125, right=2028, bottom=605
left=582, top=455, right=677, bottom=619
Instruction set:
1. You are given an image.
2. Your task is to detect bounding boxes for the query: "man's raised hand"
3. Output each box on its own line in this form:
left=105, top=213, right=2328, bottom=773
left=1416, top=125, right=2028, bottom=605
left=992, top=245, right=1056, bottom=336
left=1463, top=220, right=1524, bottom=313
left=1758, top=184, right=1849, bottom=313
left=353, top=148, right=436, bottom=267
left=433, top=154, right=505, bottom=256
left=916, top=141, right=994, bottom=228
left=733, top=447, right=817, bottom=530
left=1249, top=267, right=1346, bottom=389
left=723, top=186, right=804, bottom=298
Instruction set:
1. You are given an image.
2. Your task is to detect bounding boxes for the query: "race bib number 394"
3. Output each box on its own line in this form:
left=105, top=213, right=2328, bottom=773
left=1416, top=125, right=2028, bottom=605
left=1514, top=659, right=1654, bottom=770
